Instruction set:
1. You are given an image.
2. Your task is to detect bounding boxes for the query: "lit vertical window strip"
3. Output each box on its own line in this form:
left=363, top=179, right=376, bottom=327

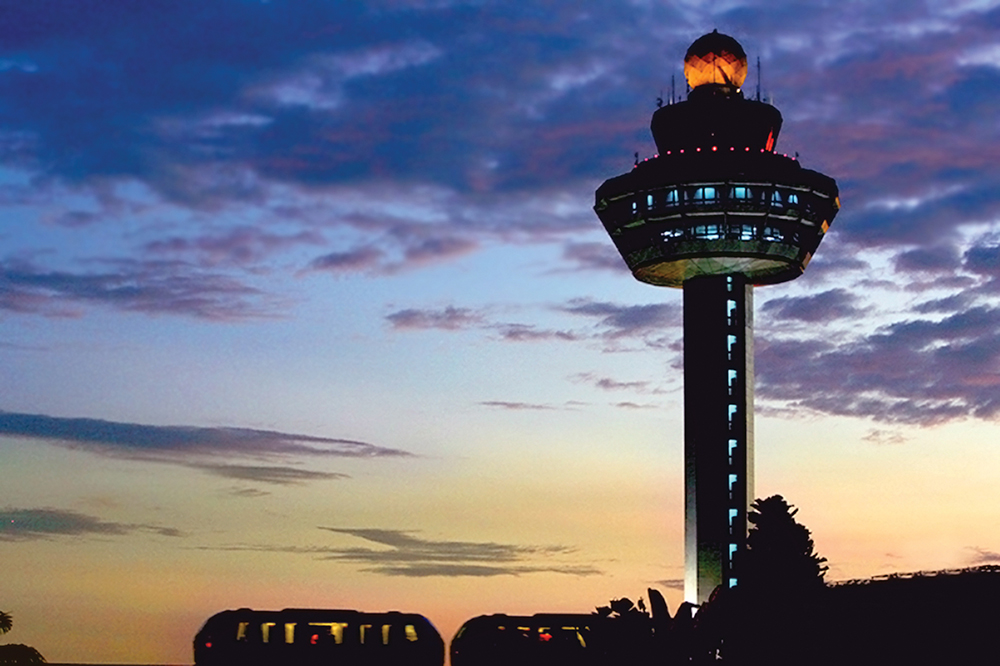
left=727, top=334, right=737, bottom=360
left=727, top=299, right=737, bottom=325
left=728, top=439, right=737, bottom=464
left=727, top=369, right=738, bottom=394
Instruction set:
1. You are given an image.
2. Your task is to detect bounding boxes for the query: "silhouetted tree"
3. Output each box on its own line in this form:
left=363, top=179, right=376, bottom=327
left=743, top=495, right=827, bottom=598
left=0, top=645, right=45, bottom=665
left=0, top=611, right=45, bottom=666
left=694, top=495, right=828, bottom=665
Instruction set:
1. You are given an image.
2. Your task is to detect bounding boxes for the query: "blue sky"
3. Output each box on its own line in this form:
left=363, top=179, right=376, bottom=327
left=2, top=1, right=1000, bottom=662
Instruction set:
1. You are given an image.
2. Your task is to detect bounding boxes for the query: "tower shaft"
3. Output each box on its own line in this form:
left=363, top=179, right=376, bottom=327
left=683, top=274, right=754, bottom=603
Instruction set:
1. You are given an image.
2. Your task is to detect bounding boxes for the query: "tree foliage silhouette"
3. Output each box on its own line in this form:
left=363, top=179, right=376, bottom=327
left=692, top=495, right=828, bottom=666
left=743, top=494, right=827, bottom=598
left=0, top=611, right=45, bottom=666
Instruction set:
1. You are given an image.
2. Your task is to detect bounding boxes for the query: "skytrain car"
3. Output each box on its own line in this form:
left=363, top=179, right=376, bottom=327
left=450, top=613, right=653, bottom=666
left=194, top=608, right=444, bottom=666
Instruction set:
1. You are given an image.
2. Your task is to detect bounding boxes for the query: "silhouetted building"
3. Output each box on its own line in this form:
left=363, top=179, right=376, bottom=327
left=594, top=31, right=839, bottom=603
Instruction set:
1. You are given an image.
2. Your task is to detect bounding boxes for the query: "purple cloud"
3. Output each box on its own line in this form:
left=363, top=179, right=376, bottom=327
left=760, top=289, right=868, bottom=323
left=385, top=305, right=484, bottom=330
left=756, top=306, right=1000, bottom=424
left=0, top=411, right=413, bottom=484
left=0, top=259, right=275, bottom=320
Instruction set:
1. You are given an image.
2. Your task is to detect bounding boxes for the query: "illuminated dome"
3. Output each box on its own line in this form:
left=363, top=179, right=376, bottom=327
left=684, top=30, right=748, bottom=89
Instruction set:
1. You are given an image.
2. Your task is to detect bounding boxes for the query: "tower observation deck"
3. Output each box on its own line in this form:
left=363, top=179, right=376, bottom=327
left=593, top=31, right=839, bottom=604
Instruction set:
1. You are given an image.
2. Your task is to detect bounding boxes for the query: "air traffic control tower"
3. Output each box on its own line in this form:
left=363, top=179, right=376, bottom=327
left=594, top=31, right=839, bottom=604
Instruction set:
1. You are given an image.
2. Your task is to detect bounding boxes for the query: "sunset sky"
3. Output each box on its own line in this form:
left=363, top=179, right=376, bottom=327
left=3, top=1, right=1000, bottom=663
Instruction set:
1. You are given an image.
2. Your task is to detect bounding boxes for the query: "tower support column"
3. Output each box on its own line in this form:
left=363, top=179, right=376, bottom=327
left=683, top=274, right=754, bottom=604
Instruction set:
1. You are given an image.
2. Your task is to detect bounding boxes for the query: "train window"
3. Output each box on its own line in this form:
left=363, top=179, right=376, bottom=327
left=308, top=622, right=347, bottom=644
left=236, top=622, right=248, bottom=641
left=261, top=623, right=276, bottom=643
left=360, top=624, right=373, bottom=644
left=285, top=624, right=295, bottom=644
left=405, top=625, right=419, bottom=642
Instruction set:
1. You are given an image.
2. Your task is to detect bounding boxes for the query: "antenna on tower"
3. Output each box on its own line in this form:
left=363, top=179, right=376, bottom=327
left=756, top=56, right=761, bottom=102
left=634, top=151, right=639, bottom=166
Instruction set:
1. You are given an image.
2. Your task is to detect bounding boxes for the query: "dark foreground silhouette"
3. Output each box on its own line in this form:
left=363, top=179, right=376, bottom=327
left=0, top=610, right=45, bottom=666
left=193, top=608, right=443, bottom=666
left=192, top=496, right=1000, bottom=666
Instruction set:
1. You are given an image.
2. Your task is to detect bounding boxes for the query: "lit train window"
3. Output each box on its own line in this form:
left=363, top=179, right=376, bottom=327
left=405, top=625, right=419, bottom=642
left=261, top=623, right=275, bottom=643
left=285, top=623, right=296, bottom=644
left=236, top=622, right=248, bottom=641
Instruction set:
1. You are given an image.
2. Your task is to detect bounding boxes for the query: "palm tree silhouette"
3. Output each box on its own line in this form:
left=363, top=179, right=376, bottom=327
left=0, top=610, right=46, bottom=665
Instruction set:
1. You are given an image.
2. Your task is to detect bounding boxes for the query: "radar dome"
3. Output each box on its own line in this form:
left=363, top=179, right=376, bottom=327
left=684, top=30, right=748, bottom=89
